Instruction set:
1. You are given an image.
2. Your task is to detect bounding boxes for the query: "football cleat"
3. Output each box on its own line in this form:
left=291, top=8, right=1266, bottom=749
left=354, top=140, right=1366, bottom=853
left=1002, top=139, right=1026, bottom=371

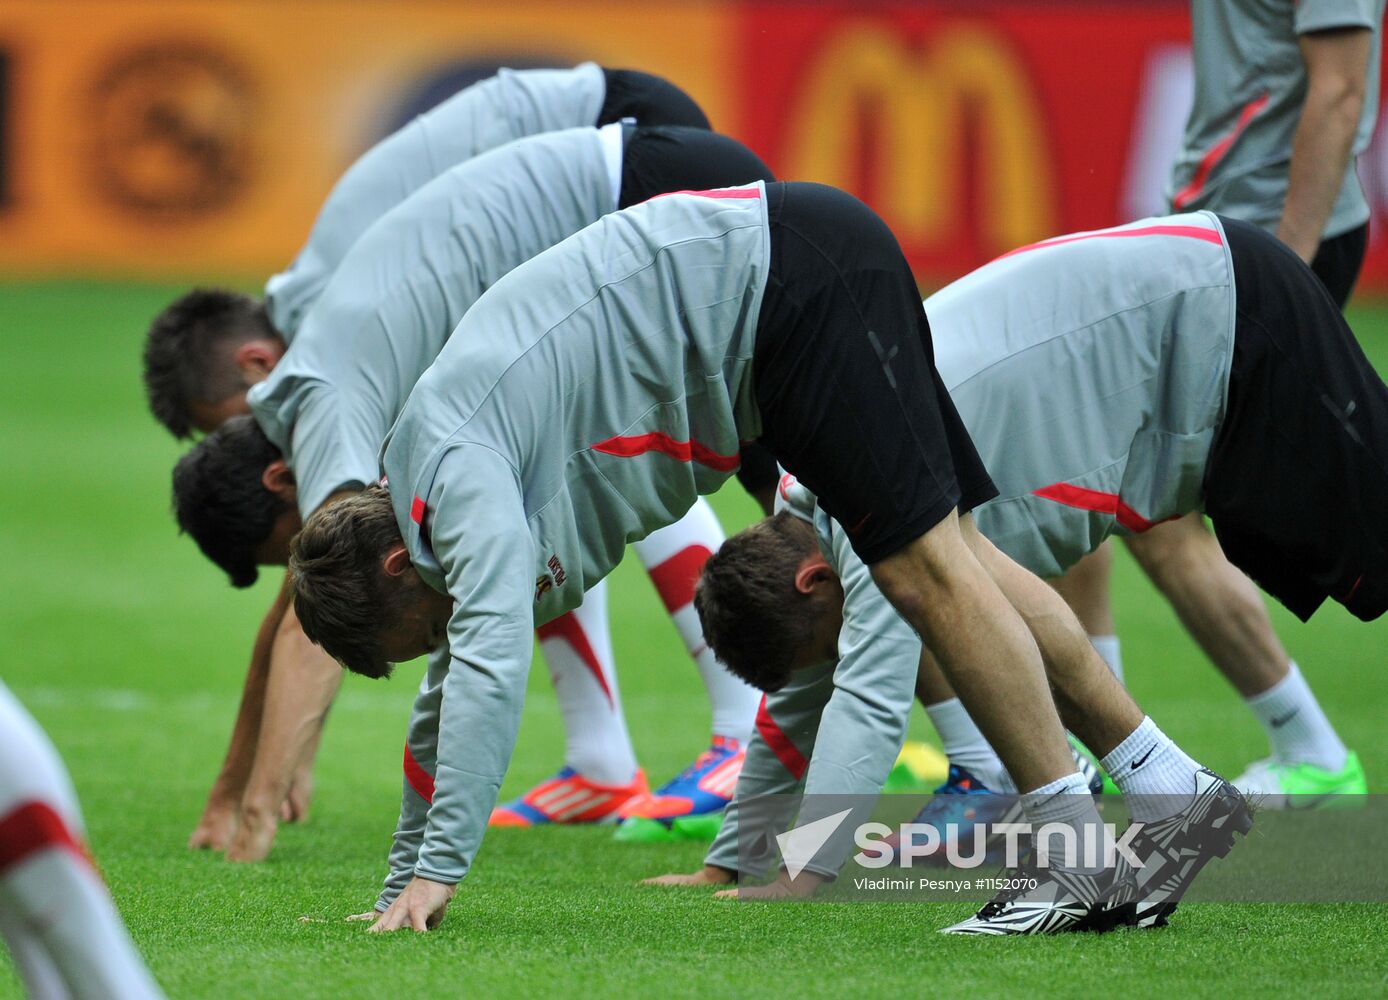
left=941, top=864, right=1108, bottom=936
left=1098, top=768, right=1253, bottom=929
left=614, top=737, right=744, bottom=843
left=489, top=767, right=648, bottom=827
left=1232, top=752, right=1366, bottom=810
left=891, top=765, right=1021, bottom=866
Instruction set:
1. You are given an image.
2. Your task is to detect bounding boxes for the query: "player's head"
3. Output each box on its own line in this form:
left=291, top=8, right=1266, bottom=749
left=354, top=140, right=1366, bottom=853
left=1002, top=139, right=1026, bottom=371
left=695, top=511, right=844, bottom=692
left=143, top=288, right=287, bottom=439
left=171, top=415, right=300, bottom=588
left=289, top=486, right=452, bottom=679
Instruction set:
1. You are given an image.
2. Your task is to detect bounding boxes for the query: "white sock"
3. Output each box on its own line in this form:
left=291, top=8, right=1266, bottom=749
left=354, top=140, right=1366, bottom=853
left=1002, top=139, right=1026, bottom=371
left=2, top=847, right=166, bottom=1000
left=1020, top=773, right=1107, bottom=873
left=1245, top=662, right=1347, bottom=772
left=1089, top=634, right=1124, bottom=684
left=1101, top=717, right=1202, bottom=822
left=633, top=499, right=759, bottom=745
left=924, top=698, right=1013, bottom=792
left=537, top=580, right=639, bottom=785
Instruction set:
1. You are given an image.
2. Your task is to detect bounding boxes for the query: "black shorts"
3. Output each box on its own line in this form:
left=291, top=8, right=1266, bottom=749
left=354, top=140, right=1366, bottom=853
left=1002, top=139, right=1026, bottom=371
left=598, top=68, right=710, bottom=131
left=751, top=182, right=997, bottom=564
left=1310, top=222, right=1368, bottom=310
left=1204, top=216, right=1388, bottom=622
left=618, top=126, right=775, bottom=209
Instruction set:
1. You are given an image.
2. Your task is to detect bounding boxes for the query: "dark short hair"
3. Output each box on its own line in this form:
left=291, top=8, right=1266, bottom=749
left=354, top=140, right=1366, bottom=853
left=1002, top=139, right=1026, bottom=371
left=289, top=485, right=406, bottom=679
left=143, top=288, right=278, bottom=438
left=172, top=415, right=290, bottom=588
left=694, top=511, right=821, bottom=692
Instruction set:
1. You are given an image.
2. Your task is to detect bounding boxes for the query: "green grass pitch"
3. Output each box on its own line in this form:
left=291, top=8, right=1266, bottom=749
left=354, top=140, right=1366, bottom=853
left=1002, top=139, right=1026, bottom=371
left=2, top=280, right=1387, bottom=998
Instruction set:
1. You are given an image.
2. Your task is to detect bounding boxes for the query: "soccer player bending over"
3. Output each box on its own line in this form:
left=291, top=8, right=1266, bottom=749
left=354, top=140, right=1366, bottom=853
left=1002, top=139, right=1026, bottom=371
left=287, top=182, right=1264, bottom=935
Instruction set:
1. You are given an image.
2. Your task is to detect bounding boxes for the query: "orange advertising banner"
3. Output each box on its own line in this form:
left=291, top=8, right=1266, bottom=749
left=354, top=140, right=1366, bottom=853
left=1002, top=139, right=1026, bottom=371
left=0, top=1, right=733, bottom=275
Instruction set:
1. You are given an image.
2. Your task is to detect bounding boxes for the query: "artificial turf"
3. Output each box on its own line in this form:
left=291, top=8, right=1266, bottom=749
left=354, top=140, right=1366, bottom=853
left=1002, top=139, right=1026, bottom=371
left=1, top=281, right=1386, bottom=998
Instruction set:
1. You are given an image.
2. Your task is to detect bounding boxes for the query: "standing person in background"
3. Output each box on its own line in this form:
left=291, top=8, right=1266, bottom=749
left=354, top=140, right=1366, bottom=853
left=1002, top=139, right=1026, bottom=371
left=1170, top=0, right=1383, bottom=305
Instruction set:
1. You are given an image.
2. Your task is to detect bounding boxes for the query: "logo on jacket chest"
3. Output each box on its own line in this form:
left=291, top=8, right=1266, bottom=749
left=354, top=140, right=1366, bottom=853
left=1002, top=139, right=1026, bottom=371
left=535, top=553, right=567, bottom=603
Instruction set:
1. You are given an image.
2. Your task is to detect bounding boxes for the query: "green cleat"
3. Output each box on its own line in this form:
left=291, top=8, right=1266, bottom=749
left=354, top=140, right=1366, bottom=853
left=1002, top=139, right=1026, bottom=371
left=1232, top=751, right=1367, bottom=809
left=614, top=812, right=725, bottom=844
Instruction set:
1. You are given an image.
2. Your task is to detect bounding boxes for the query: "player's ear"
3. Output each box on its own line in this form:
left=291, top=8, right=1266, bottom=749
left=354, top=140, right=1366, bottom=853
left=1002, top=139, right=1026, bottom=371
left=234, top=338, right=284, bottom=383
left=261, top=459, right=297, bottom=501
left=382, top=545, right=413, bottom=579
left=793, top=554, right=835, bottom=596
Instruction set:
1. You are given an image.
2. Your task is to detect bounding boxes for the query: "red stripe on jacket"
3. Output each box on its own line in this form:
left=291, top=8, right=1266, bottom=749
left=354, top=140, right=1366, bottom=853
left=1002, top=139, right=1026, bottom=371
left=1172, top=93, right=1271, bottom=210
left=592, top=432, right=741, bottom=473
left=755, top=697, right=808, bottom=780
left=403, top=744, right=436, bottom=803
left=998, top=224, right=1224, bottom=261
left=1031, top=482, right=1176, bottom=534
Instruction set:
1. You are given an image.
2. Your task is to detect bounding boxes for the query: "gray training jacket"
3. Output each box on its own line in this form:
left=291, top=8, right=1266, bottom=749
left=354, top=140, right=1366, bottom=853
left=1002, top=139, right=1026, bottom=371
left=705, top=212, right=1238, bottom=878
left=264, top=63, right=607, bottom=338
left=375, top=184, right=772, bottom=903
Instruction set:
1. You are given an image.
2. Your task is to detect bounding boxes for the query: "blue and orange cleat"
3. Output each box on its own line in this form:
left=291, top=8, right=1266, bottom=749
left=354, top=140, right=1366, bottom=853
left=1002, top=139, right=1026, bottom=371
left=489, top=767, right=649, bottom=827
left=890, top=764, right=1022, bottom=866
left=614, top=737, right=744, bottom=843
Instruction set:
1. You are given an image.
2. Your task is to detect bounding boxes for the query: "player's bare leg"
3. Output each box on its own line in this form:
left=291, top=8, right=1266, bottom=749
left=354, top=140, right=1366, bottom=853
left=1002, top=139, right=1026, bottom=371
left=1126, top=514, right=1288, bottom=694
left=960, top=517, right=1143, bottom=756
left=868, top=509, right=1075, bottom=791
left=1047, top=542, right=1125, bottom=680
left=225, top=605, right=341, bottom=863
left=188, top=581, right=290, bottom=850
left=1124, top=513, right=1358, bottom=802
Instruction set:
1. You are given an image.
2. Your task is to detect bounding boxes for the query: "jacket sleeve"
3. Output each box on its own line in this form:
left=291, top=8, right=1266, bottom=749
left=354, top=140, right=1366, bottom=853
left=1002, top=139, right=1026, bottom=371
left=410, top=445, right=537, bottom=887
left=703, top=664, right=835, bottom=877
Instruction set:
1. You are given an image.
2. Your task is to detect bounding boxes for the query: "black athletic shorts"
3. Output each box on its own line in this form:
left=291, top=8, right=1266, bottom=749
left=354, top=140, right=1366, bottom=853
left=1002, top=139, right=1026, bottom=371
left=598, top=68, right=710, bottom=131
left=1204, top=216, right=1388, bottom=622
left=618, top=126, right=775, bottom=209
left=1310, top=222, right=1368, bottom=310
left=751, top=181, right=998, bottom=564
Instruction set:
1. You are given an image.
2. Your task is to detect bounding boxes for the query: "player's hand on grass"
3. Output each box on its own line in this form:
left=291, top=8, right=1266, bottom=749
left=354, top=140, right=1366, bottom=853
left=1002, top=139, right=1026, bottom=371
left=224, top=802, right=278, bottom=863
left=641, top=864, right=735, bottom=887
left=365, top=876, right=456, bottom=933
left=713, top=869, right=824, bottom=901
left=345, top=911, right=381, bottom=922
left=188, top=798, right=239, bottom=851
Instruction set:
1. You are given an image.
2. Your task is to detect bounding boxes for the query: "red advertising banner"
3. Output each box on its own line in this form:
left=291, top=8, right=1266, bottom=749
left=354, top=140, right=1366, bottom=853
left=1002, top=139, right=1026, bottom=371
left=3, top=1, right=1388, bottom=291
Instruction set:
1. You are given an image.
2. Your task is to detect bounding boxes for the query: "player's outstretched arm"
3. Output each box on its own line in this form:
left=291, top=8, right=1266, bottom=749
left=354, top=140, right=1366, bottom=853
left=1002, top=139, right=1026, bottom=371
left=647, top=664, right=835, bottom=892
left=224, top=597, right=342, bottom=863
left=188, top=575, right=291, bottom=851
left=1277, top=26, right=1373, bottom=262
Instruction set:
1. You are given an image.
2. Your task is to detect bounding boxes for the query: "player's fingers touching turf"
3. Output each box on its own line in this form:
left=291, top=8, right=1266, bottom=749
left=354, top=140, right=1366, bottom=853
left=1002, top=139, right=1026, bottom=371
left=365, top=877, right=455, bottom=933
left=344, top=911, right=378, bottom=922
left=640, top=865, right=733, bottom=887
left=187, top=806, right=237, bottom=851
